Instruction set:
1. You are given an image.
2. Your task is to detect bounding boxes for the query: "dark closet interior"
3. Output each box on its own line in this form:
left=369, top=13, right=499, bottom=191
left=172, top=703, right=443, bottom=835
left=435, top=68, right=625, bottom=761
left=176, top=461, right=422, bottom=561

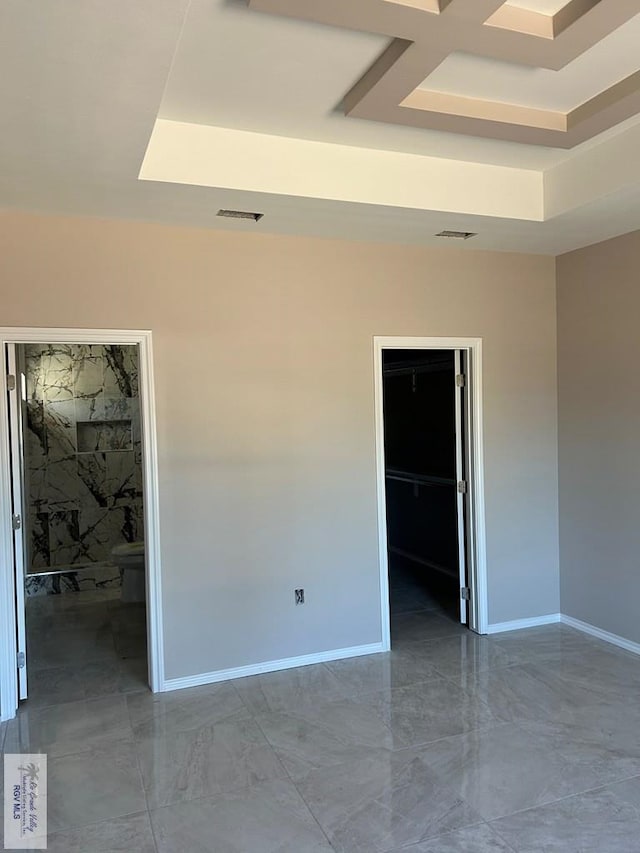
left=382, top=349, right=464, bottom=627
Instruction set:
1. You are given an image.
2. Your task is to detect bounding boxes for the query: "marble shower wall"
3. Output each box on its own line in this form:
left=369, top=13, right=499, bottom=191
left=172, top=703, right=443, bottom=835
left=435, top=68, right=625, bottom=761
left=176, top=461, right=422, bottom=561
left=23, top=344, right=144, bottom=580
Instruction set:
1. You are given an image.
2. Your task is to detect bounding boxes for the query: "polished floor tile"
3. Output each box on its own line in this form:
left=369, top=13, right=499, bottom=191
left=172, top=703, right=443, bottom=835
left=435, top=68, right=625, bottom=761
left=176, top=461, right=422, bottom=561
left=232, top=663, right=352, bottom=714
left=444, top=662, right=591, bottom=724
left=355, top=676, right=502, bottom=747
left=4, top=695, right=134, bottom=758
left=491, top=776, right=640, bottom=852
left=424, top=634, right=517, bottom=679
left=136, top=715, right=288, bottom=807
left=7, top=577, right=640, bottom=853
left=296, top=748, right=482, bottom=852
left=151, top=779, right=334, bottom=853
left=46, top=812, right=157, bottom=853
left=23, top=658, right=145, bottom=709
left=255, top=696, right=397, bottom=781
left=27, top=623, right=117, bottom=671
left=488, top=623, right=597, bottom=665
left=419, top=720, right=623, bottom=821
left=388, top=822, right=515, bottom=852
left=47, top=740, right=147, bottom=833
left=127, top=682, right=246, bottom=739
left=324, top=645, right=441, bottom=696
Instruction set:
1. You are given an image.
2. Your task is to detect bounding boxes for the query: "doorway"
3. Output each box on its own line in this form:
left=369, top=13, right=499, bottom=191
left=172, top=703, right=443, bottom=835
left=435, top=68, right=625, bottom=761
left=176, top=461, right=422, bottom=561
left=0, top=329, right=164, bottom=721
left=374, top=337, right=488, bottom=648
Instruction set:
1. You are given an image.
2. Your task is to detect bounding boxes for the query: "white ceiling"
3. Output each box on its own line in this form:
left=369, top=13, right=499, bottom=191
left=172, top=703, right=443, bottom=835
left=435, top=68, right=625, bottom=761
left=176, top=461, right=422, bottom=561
left=160, top=0, right=561, bottom=170
left=2, top=0, right=640, bottom=257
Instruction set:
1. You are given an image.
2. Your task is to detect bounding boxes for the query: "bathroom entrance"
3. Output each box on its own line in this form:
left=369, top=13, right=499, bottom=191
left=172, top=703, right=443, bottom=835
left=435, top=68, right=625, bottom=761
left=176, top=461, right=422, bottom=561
left=0, top=329, right=163, bottom=720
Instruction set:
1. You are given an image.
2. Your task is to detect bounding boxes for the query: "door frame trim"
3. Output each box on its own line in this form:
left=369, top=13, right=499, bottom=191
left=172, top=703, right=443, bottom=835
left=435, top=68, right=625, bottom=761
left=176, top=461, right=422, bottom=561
left=0, top=328, right=164, bottom=720
left=373, top=335, right=488, bottom=647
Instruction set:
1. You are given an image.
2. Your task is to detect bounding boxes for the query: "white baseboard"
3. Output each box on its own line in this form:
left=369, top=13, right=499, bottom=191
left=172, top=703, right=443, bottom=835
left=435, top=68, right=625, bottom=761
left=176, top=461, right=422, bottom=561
left=162, top=642, right=385, bottom=693
left=160, top=614, right=640, bottom=695
left=487, top=613, right=561, bottom=635
left=561, top=614, right=640, bottom=656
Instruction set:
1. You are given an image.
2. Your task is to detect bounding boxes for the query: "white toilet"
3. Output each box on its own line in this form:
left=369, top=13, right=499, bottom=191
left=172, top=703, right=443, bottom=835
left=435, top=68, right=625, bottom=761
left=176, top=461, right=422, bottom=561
left=111, top=541, right=146, bottom=603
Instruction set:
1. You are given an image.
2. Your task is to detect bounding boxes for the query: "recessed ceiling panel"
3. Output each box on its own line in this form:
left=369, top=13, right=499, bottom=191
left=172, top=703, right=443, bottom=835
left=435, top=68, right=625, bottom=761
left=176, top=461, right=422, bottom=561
left=248, top=0, right=640, bottom=148
left=422, top=16, right=640, bottom=113
left=504, top=0, right=573, bottom=14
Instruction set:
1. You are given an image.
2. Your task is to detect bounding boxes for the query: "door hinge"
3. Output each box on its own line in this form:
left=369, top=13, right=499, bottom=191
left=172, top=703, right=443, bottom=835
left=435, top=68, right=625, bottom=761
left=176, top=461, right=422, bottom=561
left=457, top=480, right=467, bottom=494
left=17, top=651, right=25, bottom=669
left=12, top=513, right=22, bottom=531
left=456, top=373, right=466, bottom=388
left=461, top=587, right=471, bottom=601
left=6, top=374, right=16, bottom=392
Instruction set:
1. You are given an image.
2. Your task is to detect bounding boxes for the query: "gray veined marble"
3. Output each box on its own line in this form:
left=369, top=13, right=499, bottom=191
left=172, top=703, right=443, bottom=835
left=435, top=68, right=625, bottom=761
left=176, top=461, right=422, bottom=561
left=8, top=613, right=640, bottom=853
left=47, top=509, right=81, bottom=567
left=296, top=748, right=483, bottom=852
left=136, top=715, right=288, bottom=808
left=47, top=740, right=147, bottom=834
left=46, top=456, right=81, bottom=509
left=29, top=512, right=50, bottom=569
left=73, top=349, right=104, bottom=400
left=46, top=812, right=157, bottom=853
left=491, top=776, right=640, bottom=852
left=45, top=399, right=77, bottom=459
left=74, top=396, right=105, bottom=422
left=77, top=419, right=133, bottom=453
left=232, top=662, right=353, bottom=715
left=104, top=345, right=138, bottom=398
left=442, top=662, right=596, bottom=724
left=324, top=645, right=442, bottom=697
left=255, top=695, right=398, bottom=782
left=150, top=779, right=335, bottom=853
left=105, top=450, right=138, bottom=503
left=351, top=675, right=502, bottom=748
left=387, top=823, right=515, bottom=852
left=26, top=400, right=47, bottom=458
left=418, top=719, right=625, bottom=822
left=127, top=681, right=247, bottom=740
left=41, top=346, right=75, bottom=403
left=488, top=623, right=598, bottom=666
left=22, top=342, right=143, bottom=580
left=3, top=695, right=133, bottom=759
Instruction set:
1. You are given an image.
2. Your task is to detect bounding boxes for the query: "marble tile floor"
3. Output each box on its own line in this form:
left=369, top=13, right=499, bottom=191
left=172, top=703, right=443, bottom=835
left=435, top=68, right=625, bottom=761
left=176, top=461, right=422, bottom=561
left=3, top=604, right=640, bottom=851
left=21, top=588, right=148, bottom=709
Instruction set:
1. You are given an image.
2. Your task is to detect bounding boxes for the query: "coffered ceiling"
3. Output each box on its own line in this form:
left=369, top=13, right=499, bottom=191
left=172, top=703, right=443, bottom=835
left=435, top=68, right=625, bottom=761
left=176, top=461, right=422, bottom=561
left=2, top=0, right=640, bottom=255
left=248, top=0, right=640, bottom=147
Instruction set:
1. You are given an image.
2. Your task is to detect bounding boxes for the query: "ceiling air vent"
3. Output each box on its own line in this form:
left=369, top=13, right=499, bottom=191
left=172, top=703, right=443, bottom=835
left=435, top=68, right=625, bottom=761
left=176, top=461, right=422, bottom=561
left=435, top=230, right=477, bottom=240
left=217, top=209, right=264, bottom=223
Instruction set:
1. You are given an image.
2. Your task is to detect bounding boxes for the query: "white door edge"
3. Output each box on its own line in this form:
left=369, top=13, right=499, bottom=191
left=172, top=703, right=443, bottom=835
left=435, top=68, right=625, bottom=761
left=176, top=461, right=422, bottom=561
left=0, top=328, right=165, bottom=721
left=373, top=335, right=489, bottom=649
left=6, top=344, right=28, bottom=699
left=454, top=350, right=467, bottom=625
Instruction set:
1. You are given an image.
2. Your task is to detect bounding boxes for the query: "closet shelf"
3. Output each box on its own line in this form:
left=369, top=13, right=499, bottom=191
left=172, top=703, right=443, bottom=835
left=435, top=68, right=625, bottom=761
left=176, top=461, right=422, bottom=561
left=386, top=468, right=456, bottom=488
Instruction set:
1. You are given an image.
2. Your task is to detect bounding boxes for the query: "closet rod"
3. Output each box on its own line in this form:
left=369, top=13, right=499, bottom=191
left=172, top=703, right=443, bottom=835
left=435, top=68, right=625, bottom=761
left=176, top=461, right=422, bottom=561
left=386, top=468, right=456, bottom=488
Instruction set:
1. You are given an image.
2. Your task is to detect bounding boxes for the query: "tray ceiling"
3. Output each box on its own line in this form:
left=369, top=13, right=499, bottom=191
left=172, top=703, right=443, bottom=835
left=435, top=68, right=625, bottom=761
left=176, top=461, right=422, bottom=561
left=248, top=0, right=640, bottom=148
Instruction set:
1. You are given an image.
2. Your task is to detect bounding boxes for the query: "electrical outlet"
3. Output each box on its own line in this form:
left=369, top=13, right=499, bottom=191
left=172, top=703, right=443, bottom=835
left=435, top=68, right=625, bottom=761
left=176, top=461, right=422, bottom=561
left=295, top=588, right=305, bottom=605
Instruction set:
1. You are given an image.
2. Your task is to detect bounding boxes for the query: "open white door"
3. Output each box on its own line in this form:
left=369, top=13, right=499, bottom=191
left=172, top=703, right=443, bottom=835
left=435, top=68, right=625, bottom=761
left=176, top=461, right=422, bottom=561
left=454, top=350, right=468, bottom=625
left=6, top=344, right=28, bottom=699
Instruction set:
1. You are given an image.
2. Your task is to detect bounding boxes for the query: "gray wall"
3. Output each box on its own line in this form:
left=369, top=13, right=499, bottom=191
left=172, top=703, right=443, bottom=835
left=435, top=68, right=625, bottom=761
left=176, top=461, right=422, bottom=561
left=557, top=229, right=640, bottom=643
left=0, top=212, right=560, bottom=681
